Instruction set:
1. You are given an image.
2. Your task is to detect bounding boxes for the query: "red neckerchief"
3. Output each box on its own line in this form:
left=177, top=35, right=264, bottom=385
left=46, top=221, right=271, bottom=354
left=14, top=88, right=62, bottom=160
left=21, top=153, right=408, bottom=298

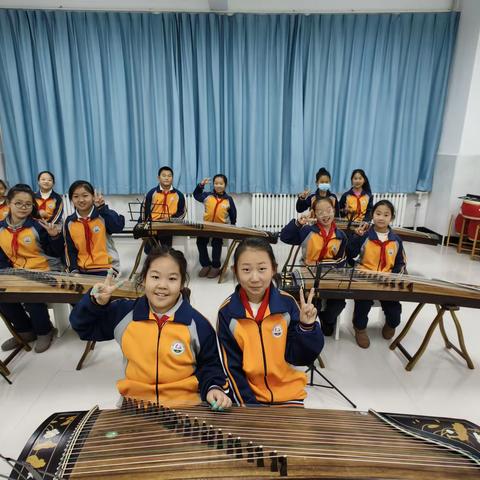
left=371, top=238, right=393, bottom=271
left=239, top=286, right=271, bottom=323
left=78, top=217, right=94, bottom=259
left=7, top=226, right=26, bottom=260
left=152, top=313, right=170, bottom=331
left=316, top=222, right=336, bottom=262
left=211, top=196, right=225, bottom=222
left=36, top=196, right=50, bottom=213
left=160, top=190, right=173, bottom=218
left=353, top=192, right=363, bottom=218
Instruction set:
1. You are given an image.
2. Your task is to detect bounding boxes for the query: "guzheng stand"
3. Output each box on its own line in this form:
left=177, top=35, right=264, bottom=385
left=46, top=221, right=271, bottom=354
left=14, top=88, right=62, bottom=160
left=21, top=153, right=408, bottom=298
left=390, top=303, right=474, bottom=371
left=305, top=355, right=357, bottom=408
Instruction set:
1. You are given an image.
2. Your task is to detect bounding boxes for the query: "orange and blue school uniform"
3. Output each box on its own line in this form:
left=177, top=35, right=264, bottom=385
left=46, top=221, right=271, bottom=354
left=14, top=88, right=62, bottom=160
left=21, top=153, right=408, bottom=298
left=0, top=202, right=9, bottom=221
left=338, top=188, right=373, bottom=222
left=347, top=228, right=406, bottom=330
left=296, top=190, right=339, bottom=217
left=34, top=190, right=64, bottom=224
left=70, top=293, right=229, bottom=405
left=0, top=216, right=63, bottom=336
left=280, top=220, right=347, bottom=331
left=64, top=205, right=124, bottom=273
left=193, top=184, right=237, bottom=225
left=280, top=220, right=347, bottom=266
left=217, top=284, right=324, bottom=406
left=143, top=186, right=186, bottom=221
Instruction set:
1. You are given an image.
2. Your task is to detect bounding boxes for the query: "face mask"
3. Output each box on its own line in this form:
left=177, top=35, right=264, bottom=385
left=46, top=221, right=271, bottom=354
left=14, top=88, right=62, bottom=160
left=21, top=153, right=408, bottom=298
left=318, top=183, right=331, bottom=191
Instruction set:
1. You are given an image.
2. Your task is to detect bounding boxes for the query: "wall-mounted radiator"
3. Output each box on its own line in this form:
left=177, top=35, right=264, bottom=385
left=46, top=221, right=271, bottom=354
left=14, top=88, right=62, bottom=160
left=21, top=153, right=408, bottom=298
left=251, top=193, right=407, bottom=230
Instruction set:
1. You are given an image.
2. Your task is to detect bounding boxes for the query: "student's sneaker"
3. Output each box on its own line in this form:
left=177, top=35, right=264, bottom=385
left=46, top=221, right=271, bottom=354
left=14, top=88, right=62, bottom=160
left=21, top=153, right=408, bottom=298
left=321, top=322, right=335, bottom=337
left=34, top=328, right=57, bottom=353
left=207, top=267, right=221, bottom=279
left=382, top=324, right=396, bottom=340
left=198, top=266, right=211, bottom=277
left=354, top=328, right=370, bottom=349
left=1, top=331, right=37, bottom=351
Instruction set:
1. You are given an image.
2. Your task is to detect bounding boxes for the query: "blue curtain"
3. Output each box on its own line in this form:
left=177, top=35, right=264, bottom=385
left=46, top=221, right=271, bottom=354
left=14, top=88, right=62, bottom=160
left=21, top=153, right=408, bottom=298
left=0, top=10, right=458, bottom=194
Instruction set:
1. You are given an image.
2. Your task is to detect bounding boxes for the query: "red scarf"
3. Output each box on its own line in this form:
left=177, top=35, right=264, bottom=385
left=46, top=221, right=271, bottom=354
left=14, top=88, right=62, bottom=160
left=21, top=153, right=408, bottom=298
left=153, top=313, right=170, bottom=331
left=239, top=286, right=270, bottom=323
left=316, top=222, right=336, bottom=262
left=160, top=190, right=173, bottom=218
left=211, top=197, right=225, bottom=222
left=78, top=218, right=94, bottom=259
left=354, top=194, right=363, bottom=218
left=371, top=239, right=393, bottom=271
left=7, top=226, right=26, bottom=260
left=37, top=196, right=50, bottom=213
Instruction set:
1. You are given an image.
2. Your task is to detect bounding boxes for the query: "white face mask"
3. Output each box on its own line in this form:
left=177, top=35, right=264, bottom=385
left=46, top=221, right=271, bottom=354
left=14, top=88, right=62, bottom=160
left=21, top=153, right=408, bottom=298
left=318, top=183, right=331, bottom=191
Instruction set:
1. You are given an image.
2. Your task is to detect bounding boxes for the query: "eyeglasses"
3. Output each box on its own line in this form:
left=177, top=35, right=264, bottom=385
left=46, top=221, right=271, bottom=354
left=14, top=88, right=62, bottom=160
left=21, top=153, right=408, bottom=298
left=12, top=202, right=34, bottom=209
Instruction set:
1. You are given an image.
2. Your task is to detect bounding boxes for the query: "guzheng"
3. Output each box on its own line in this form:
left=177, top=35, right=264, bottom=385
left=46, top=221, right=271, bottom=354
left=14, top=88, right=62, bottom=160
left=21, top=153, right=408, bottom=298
left=0, top=268, right=140, bottom=303
left=10, top=399, right=480, bottom=479
left=133, top=219, right=278, bottom=243
left=334, top=219, right=440, bottom=245
left=279, top=267, right=480, bottom=309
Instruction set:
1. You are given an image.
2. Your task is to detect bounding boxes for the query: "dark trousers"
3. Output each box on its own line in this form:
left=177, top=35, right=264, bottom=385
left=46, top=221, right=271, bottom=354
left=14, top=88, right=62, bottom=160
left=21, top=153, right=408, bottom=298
left=196, top=237, right=223, bottom=268
left=144, top=234, right=173, bottom=254
left=353, top=300, right=401, bottom=330
left=318, top=299, right=346, bottom=326
left=0, top=302, right=52, bottom=335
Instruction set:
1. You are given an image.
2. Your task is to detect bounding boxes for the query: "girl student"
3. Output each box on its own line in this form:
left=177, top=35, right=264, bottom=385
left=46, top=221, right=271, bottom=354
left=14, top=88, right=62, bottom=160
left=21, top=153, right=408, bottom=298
left=347, top=200, right=406, bottom=349
left=280, top=196, right=348, bottom=336
left=0, top=179, right=8, bottom=221
left=217, top=237, right=324, bottom=406
left=296, top=167, right=339, bottom=217
left=0, top=184, right=63, bottom=353
left=64, top=180, right=125, bottom=275
left=70, top=246, right=232, bottom=410
left=339, top=169, right=373, bottom=222
left=193, top=174, right=237, bottom=278
left=34, top=170, right=64, bottom=224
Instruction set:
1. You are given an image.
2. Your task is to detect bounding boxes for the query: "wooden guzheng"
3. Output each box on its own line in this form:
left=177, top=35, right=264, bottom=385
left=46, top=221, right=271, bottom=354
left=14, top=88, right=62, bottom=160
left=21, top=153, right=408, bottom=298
left=334, top=219, right=440, bottom=245
left=133, top=219, right=278, bottom=243
left=10, top=399, right=480, bottom=479
left=0, top=268, right=140, bottom=303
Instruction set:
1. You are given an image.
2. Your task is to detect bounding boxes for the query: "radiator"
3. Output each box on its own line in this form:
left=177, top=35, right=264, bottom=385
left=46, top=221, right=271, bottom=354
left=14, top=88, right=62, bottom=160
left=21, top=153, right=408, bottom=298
left=251, top=193, right=407, bottom=230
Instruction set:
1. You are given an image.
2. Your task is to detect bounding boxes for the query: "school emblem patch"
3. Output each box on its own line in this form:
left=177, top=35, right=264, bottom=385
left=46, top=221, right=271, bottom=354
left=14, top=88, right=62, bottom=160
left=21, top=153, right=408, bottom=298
left=332, top=245, right=338, bottom=254
left=23, top=236, right=32, bottom=245
left=387, top=249, right=394, bottom=256
left=47, top=201, right=55, bottom=209
left=272, top=324, right=283, bottom=338
left=171, top=341, right=185, bottom=355
left=92, top=226, right=101, bottom=234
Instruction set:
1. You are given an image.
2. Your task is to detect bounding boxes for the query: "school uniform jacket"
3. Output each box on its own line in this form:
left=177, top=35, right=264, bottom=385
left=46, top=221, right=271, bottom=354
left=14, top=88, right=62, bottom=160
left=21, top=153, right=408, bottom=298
left=70, top=294, right=229, bottom=405
left=0, top=203, right=8, bottom=221
left=193, top=184, right=237, bottom=224
left=34, top=190, right=63, bottom=224
left=143, top=186, right=186, bottom=221
left=348, top=228, right=406, bottom=273
left=339, top=188, right=373, bottom=222
left=64, top=205, right=124, bottom=273
left=217, top=285, right=324, bottom=406
left=296, top=189, right=339, bottom=217
left=0, top=217, right=64, bottom=270
left=280, top=220, right=347, bottom=266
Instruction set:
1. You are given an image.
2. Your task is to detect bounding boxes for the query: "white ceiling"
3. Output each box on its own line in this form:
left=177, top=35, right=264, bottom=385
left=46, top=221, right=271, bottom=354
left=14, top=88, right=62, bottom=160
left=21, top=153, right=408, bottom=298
left=0, top=0, right=458, bottom=13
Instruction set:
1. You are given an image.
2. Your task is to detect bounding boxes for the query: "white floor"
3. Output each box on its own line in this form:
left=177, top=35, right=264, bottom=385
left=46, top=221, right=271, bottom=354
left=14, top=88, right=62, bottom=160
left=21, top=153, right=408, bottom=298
left=1, top=236, right=480, bottom=477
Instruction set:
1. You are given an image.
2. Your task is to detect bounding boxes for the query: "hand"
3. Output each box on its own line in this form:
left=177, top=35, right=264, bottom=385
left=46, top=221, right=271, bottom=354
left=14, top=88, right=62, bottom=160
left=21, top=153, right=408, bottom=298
left=206, top=388, right=232, bottom=411
left=298, top=189, right=310, bottom=200
left=94, top=189, right=105, bottom=208
left=297, top=214, right=315, bottom=226
left=355, top=222, right=370, bottom=236
left=200, top=178, right=211, bottom=187
left=39, top=209, right=49, bottom=219
left=37, top=219, right=62, bottom=237
left=299, top=288, right=317, bottom=325
left=90, top=269, right=125, bottom=306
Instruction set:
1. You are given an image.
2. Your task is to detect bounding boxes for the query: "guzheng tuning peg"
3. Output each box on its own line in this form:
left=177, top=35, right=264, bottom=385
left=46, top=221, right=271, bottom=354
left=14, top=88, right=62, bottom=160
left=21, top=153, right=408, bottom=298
left=216, top=429, right=224, bottom=449
left=226, top=433, right=234, bottom=455
left=256, top=446, right=265, bottom=467
left=270, top=450, right=278, bottom=472
left=234, top=437, right=242, bottom=459
left=246, top=441, right=254, bottom=463
left=279, top=455, right=288, bottom=476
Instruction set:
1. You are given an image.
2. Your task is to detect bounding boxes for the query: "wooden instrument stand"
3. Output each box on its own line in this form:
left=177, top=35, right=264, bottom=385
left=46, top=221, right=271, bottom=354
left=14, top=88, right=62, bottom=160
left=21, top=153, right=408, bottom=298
left=390, top=303, right=474, bottom=371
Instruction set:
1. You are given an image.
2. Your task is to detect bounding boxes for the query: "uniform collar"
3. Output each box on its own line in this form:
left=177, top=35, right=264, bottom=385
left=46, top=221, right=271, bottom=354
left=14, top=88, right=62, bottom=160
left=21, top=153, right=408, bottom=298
left=367, top=226, right=395, bottom=241
left=76, top=206, right=97, bottom=220
left=5, top=216, right=34, bottom=229
left=133, top=294, right=193, bottom=324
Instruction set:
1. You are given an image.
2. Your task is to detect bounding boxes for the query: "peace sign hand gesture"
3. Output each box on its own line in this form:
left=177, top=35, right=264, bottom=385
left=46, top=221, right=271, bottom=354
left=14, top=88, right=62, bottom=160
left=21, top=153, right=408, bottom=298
left=94, top=189, right=105, bottom=208
left=200, top=177, right=211, bottom=187
left=299, top=288, right=317, bottom=325
left=90, top=269, right=125, bottom=306
left=37, top=219, right=62, bottom=237
left=298, top=189, right=311, bottom=200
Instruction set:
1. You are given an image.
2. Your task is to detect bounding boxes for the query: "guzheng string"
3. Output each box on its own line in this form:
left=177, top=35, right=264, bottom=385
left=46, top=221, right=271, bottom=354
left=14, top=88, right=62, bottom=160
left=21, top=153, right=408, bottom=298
left=58, top=402, right=478, bottom=477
